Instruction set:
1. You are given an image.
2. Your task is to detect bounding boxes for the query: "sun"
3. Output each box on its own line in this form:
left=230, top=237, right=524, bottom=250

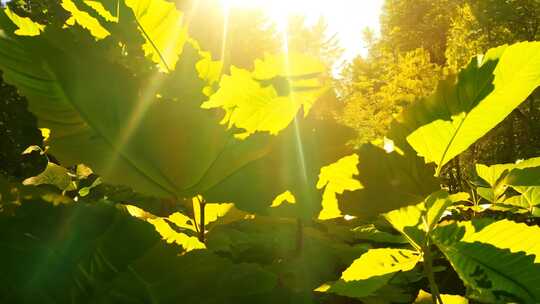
left=220, top=0, right=385, bottom=60
left=221, top=0, right=293, bottom=30
left=221, top=0, right=293, bottom=17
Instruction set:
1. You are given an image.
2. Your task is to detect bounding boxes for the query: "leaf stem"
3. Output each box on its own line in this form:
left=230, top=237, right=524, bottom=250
left=196, top=197, right=206, bottom=243
left=423, top=243, right=443, bottom=304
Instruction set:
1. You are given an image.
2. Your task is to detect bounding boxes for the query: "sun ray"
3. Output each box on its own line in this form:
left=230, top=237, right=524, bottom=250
left=220, top=0, right=231, bottom=62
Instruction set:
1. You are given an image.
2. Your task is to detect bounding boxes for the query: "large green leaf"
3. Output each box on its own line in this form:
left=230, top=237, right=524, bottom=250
left=206, top=216, right=366, bottom=298
left=322, top=249, right=422, bottom=300
left=337, top=144, right=439, bottom=220
left=341, top=248, right=420, bottom=282
left=0, top=27, right=217, bottom=198
left=201, top=114, right=355, bottom=218
left=457, top=219, right=540, bottom=262
left=124, top=0, right=189, bottom=72
left=0, top=5, right=347, bottom=217
left=433, top=220, right=540, bottom=303
left=0, top=182, right=278, bottom=303
left=390, top=42, right=540, bottom=173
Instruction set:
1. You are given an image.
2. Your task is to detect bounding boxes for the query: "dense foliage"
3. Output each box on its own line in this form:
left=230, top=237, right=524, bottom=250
left=1, top=0, right=540, bottom=303
left=338, top=0, right=540, bottom=191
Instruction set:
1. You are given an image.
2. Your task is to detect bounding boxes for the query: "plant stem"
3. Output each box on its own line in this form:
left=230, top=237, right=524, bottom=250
left=423, top=244, right=443, bottom=304
left=198, top=198, right=206, bottom=244
left=454, top=157, right=463, bottom=191
left=295, top=218, right=304, bottom=256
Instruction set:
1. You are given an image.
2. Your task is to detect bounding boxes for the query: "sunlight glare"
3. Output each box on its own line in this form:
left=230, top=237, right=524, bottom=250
left=220, top=0, right=385, bottom=59
left=220, top=0, right=231, bottom=60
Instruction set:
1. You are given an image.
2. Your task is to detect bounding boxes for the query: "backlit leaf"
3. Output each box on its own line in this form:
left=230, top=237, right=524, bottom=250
left=384, top=191, right=462, bottom=249
left=124, top=0, right=189, bottom=72
left=338, top=144, right=439, bottom=220
left=316, top=154, right=362, bottom=220
left=476, top=157, right=540, bottom=186
left=202, top=53, right=327, bottom=138
left=148, top=217, right=205, bottom=252
left=22, top=162, right=72, bottom=191
left=3, top=6, right=44, bottom=36
left=391, top=42, right=540, bottom=173
left=84, top=0, right=119, bottom=22
left=341, top=248, right=420, bottom=282
left=415, top=290, right=469, bottom=303
left=62, top=0, right=111, bottom=39
left=433, top=220, right=540, bottom=302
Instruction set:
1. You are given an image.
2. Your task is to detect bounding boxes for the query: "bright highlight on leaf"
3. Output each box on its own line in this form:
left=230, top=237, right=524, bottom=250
left=40, top=128, right=51, bottom=141
left=396, top=42, right=540, bottom=174
left=317, top=154, right=362, bottom=220
left=3, top=6, right=44, bottom=36
left=125, top=0, right=189, bottom=72
left=202, top=53, right=327, bottom=138
left=475, top=157, right=540, bottom=203
left=415, top=290, right=469, bottom=303
left=61, top=0, right=111, bottom=40
left=2, top=1, right=540, bottom=302
left=196, top=51, right=224, bottom=96
left=433, top=220, right=540, bottom=303
left=148, top=218, right=206, bottom=252
left=84, top=0, right=119, bottom=22
left=193, top=197, right=235, bottom=226
left=502, top=186, right=540, bottom=216
left=476, top=157, right=540, bottom=188
left=384, top=191, right=465, bottom=250
left=455, top=219, right=540, bottom=263
left=270, top=190, right=296, bottom=207
left=341, top=248, right=420, bottom=281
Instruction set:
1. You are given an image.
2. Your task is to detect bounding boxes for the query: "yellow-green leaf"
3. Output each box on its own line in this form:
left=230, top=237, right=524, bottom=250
left=125, top=0, right=189, bottom=72
left=3, top=7, right=44, bottom=36
left=415, top=290, right=469, bottom=303
left=384, top=204, right=425, bottom=250
left=341, top=248, right=420, bottom=282
left=167, top=211, right=196, bottom=232
left=395, top=42, right=540, bottom=173
left=270, top=191, right=296, bottom=207
left=202, top=53, right=327, bottom=138
left=22, top=162, right=72, bottom=191
left=433, top=220, right=540, bottom=302
left=192, top=197, right=234, bottom=227
left=476, top=157, right=540, bottom=187
left=84, top=0, right=119, bottom=22
left=196, top=51, right=223, bottom=96
left=459, top=219, right=540, bottom=263
left=148, top=218, right=205, bottom=252
left=316, top=154, right=362, bottom=220
left=61, top=0, right=110, bottom=40
left=384, top=191, right=459, bottom=249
